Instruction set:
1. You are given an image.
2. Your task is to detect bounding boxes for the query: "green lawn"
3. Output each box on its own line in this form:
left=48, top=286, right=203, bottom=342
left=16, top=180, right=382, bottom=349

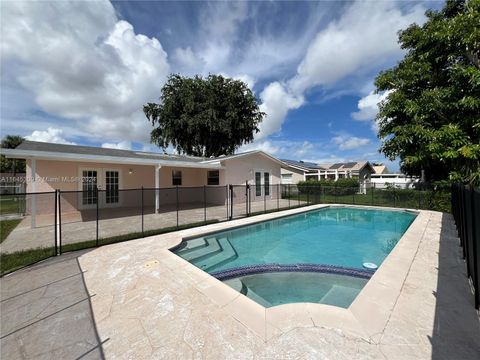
left=0, top=195, right=26, bottom=215
left=0, top=219, right=22, bottom=243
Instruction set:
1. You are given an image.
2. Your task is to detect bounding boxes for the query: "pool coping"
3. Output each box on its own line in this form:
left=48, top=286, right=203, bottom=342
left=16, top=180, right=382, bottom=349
left=158, top=204, right=430, bottom=342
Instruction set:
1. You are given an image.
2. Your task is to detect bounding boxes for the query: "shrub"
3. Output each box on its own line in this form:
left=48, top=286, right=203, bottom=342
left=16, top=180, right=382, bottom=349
left=297, top=178, right=359, bottom=195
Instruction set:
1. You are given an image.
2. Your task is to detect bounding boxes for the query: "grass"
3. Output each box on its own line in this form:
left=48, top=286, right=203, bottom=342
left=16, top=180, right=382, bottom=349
left=0, top=219, right=219, bottom=276
left=0, top=195, right=26, bottom=215
left=0, top=219, right=22, bottom=243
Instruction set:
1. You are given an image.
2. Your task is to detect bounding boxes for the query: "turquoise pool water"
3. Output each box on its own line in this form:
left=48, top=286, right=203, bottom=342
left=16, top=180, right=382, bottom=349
left=174, top=206, right=417, bottom=307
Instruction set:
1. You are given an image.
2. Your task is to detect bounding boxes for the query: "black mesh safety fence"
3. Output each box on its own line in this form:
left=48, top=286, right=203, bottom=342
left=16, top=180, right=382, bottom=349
left=1, top=191, right=57, bottom=276
left=2, top=183, right=453, bottom=276
left=451, top=184, right=480, bottom=311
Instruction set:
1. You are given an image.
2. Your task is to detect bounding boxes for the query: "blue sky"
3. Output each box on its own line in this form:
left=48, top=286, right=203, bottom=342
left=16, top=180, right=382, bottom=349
left=1, top=1, right=444, bottom=170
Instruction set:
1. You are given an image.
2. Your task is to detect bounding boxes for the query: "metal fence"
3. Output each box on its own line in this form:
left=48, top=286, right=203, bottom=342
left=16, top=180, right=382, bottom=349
left=0, top=183, right=451, bottom=276
left=451, top=183, right=480, bottom=310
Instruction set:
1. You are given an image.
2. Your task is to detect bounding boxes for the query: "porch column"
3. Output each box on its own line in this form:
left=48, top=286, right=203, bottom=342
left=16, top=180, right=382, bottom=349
left=31, top=158, right=36, bottom=228
left=335, top=169, right=339, bottom=181
left=155, top=165, right=161, bottom=214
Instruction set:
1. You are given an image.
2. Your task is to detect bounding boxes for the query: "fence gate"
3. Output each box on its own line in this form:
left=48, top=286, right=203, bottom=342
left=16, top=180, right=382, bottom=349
left=229, top=184, right=250, bottom=219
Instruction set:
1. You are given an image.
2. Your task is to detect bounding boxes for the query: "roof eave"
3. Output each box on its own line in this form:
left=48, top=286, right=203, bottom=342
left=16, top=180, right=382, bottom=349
left=0, top=149, right=222, bottom=169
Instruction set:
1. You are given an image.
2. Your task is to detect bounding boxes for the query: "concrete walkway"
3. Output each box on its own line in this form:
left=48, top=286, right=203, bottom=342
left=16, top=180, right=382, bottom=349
left=1, top=209, right=479, bottom=359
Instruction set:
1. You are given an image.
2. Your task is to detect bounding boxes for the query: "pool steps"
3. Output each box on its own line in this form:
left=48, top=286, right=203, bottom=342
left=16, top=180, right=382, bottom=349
left=177, top=237, right=239, bottom=271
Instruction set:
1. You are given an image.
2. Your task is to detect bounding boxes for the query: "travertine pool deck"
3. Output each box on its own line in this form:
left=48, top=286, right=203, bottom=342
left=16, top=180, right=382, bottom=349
left=1, top=205, right=479, bottom=359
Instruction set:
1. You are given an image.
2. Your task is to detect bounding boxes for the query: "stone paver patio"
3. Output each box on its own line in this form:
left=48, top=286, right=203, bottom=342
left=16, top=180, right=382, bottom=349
left=1, top=205, right=479, bottom=359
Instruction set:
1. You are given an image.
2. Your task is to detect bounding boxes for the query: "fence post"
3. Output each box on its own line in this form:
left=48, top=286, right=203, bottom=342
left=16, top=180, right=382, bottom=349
left=277, top=184, right=279, bottom=211
left=264, top=185, right=266, bottom=214
left=96, top=186, right=99, bottom=247
left=54, top=189, right=58, bottom=256
left=58, top=190, right=62, bottom=255
left=335, top=183, right=337, bottom=203
left=141, top=186, right=144, bottom=236
left=307, top=186, right=310, bottom=205
left=225, top=185, right=229, bottom=220
left=470, top=185, right=479, bottom=310
left=204, top=185, right=207, bottom=224
left=288, top=184, right=291, bottom=209
left=229, top=185, right=233, bottom=220
left=393, top=186, right=396, bottom=208
left=245, top=181, right=249, bottom=216
left=176, top=186, right=179, bottom=228
left=371, top=183, right=374, bottom=206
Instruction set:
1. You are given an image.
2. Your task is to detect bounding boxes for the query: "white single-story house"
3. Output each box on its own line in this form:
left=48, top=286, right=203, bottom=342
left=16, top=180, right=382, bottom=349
left=2, top=141, right=284, bottom=215
left=281, top=159, right=375, bottom=183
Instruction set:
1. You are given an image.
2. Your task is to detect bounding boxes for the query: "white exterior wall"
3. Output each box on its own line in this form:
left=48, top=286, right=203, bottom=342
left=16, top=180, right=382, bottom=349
left=280, top=167, right=305, bottom=184
left=222, top=154, right=281, bottom=185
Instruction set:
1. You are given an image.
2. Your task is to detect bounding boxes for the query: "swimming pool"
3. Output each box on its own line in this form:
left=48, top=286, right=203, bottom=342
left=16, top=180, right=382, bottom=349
left=173, top=206, right=417, bottom=307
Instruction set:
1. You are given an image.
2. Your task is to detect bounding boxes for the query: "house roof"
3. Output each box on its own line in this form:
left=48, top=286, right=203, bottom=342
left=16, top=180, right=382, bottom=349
left=1, top=141, right=284, bottom=169
left=204, top=150, right=285, bottom=166
left=1, top=141, right=220, bottom=169
left=372, top=165, right=389, bottom=174
left=281, top=158, right=374, bottom=173
left=280, top=159, right=326, bottom=171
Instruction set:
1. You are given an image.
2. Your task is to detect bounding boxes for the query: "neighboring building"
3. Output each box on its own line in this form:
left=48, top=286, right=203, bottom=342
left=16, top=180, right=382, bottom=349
left=2, top=141, right=284, bottom=214
left=281, top=160, right=374, bottom=183
left=280, top=160, right=325, bottom=184
left=370, top=173, right=420, bottom=189
left=372, top=165, right=390, bottom=174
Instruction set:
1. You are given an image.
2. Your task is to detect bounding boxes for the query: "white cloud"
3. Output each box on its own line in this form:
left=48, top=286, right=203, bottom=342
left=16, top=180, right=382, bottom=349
left=351, top=91, right=391, bottom=121
left=289, top=2, right=425, bottom=93
left=257, top=82, right=304, bottom=139
left=252, top=1, right=425, bottom=139
left=101, top=141, right=132, bottom=150
left=1, top=1, right=170, bottom=144
left=26, top=128, right=75, bottom=145
left=240, top=140, right=281, bottom=155
left=332, top=135, right=370, bottom=151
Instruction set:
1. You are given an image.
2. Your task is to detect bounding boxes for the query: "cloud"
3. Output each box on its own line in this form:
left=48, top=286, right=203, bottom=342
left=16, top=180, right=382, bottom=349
left=252, top=1, right=425, bottom=139
left=257, top=82, right=304, bottom=139
left=332, top=135, right=370, bottom=151
left=351, top=91, right=391, bottom=121
left=289, top=1, right=425, bottom=94
left=26, top=128, right=76, bottom=144
left=240, top=139, right=318, bottom=159
left=101, top=141, right=132, bottom=150
left=1, top=1, right=170, bottom=144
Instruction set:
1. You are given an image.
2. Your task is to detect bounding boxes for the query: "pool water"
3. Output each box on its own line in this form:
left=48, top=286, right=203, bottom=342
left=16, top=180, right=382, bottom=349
left=174, top=206, right=416, bottom=307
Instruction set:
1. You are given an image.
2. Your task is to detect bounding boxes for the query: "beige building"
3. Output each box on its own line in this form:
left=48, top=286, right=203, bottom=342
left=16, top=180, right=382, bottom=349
left=2, top=141, right=284, bottom=215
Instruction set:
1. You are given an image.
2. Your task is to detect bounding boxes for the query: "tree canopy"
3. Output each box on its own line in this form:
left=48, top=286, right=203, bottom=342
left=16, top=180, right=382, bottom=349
left=0, top=135, right=25, bottom=174
left=375, top=0, right=480, bottom=185
left=144, top=74, right=264, bottom=157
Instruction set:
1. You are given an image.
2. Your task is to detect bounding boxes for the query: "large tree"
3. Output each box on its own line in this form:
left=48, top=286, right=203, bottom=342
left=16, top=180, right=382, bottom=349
left=375, top=0, right=480, bottom=185
left=144, top=74, right=264, bottom=157
left=0, top=135, right=25, bottom=174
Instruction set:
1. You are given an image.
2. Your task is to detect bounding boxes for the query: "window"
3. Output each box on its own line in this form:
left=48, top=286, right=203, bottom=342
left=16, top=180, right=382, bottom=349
left=105, top=171, right=119, bottom=204
left=207, top=170, right=219, bottom=185
left=172, top=170, right=182, bottom=186
left=281, top=173, right=292, bottom=184
left=264, top=172, right=270, bottom=196
left=82, top=170, right=97, bottom=205
left=255, top=172, right=261, bottom=196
